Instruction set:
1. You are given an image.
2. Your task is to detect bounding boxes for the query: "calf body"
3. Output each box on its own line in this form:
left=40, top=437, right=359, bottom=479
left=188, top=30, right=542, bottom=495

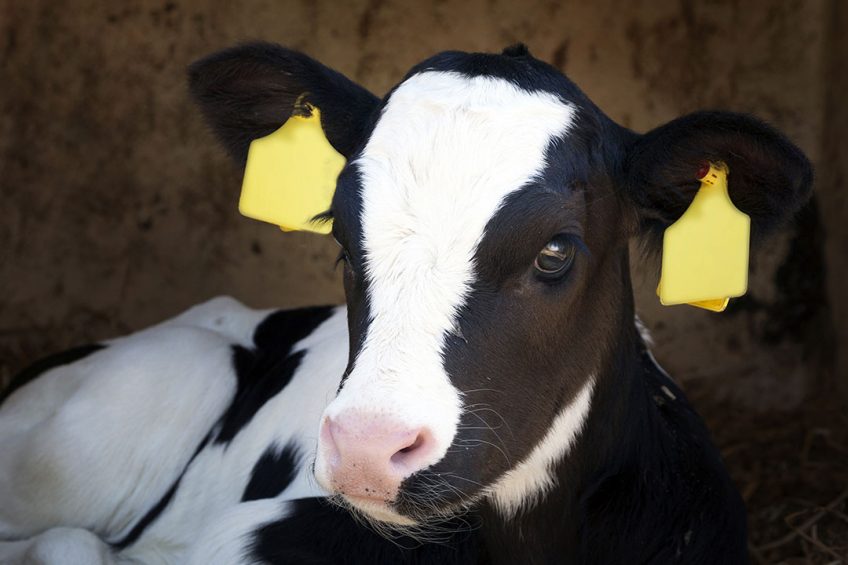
left=1, top=43, right=812, bottom=564
left=0, top=298, right=741, bottom=564
left=0, top=299, right=344, bottom=561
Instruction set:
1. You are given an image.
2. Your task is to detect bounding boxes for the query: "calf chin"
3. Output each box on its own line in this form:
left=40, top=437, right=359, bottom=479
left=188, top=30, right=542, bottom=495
left=330, top=494, right=419, bottom=528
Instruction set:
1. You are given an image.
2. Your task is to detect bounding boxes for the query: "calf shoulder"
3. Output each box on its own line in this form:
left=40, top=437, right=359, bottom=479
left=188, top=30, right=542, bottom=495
left=579, top=351, right=748, bottom=564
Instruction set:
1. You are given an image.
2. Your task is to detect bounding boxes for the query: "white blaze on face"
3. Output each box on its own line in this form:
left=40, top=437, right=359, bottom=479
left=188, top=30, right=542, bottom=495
left=323, top=71, right=577, bottom=474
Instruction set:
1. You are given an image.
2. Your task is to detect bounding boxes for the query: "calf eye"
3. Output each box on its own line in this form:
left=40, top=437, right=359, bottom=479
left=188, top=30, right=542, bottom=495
left=534, top=235, right=577, bottom=278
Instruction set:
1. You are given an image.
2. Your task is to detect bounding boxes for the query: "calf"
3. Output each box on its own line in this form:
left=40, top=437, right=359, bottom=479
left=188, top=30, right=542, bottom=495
left=0, top=43, right=811, bottom=564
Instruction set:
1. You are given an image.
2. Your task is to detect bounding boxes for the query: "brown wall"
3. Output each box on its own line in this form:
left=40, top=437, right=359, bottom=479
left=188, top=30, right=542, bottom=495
left=0, top=0, right=840, bottom=408
left=820, top=0, right=848, bottom=400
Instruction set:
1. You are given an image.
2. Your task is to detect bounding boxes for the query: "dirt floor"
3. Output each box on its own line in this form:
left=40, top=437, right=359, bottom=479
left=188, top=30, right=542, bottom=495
left=689, top=383, right=848, bottom=564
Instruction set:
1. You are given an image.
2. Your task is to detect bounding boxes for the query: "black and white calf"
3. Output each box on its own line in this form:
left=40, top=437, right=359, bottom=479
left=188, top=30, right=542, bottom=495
left=0, top=43, right=812, bottom=564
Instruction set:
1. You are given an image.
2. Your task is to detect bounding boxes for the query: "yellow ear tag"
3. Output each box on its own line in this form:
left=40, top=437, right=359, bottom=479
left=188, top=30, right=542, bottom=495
left=657, top=162, right=750, bottom=312
left=239, top=105, right=345, bottom=234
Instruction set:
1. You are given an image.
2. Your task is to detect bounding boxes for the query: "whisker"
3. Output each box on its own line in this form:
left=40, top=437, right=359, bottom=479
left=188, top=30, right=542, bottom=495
left=464, top=406, right=515, bottom=440
left=452, top=437, right=511, bottom=465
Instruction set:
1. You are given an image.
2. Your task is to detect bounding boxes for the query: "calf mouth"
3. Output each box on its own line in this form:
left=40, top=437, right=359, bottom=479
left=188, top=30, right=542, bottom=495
left=329, top=490, right=483, bottom=545
left=325, top=474, right=480, bottom=532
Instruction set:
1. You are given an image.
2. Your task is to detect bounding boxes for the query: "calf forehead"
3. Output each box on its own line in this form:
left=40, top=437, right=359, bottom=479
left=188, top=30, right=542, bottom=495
left=359, top=71, right=576, bottom=230
left=356, top=71, right=576, bottom=316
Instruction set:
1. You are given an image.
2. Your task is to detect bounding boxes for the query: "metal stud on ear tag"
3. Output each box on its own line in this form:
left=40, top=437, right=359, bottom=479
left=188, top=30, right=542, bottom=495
left=239, top=104, right=345, bottom=234
left=657, top=162, right=750, bottom=312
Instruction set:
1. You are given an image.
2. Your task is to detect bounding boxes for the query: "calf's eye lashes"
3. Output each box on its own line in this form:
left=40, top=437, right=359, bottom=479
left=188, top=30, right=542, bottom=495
left=534, top=235, right=578, bottom=277
left=335, top=249, right=350, bottom=267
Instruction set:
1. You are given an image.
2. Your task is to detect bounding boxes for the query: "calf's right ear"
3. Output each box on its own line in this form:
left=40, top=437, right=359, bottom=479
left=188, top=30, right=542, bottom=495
left=188, top=42, right=380, bottom=165
left=623, top=111, right=813, bottom=246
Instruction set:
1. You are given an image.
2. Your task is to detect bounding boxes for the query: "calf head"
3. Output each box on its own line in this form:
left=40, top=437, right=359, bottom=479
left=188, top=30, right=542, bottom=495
left=190, top=43, right=811, bottom=526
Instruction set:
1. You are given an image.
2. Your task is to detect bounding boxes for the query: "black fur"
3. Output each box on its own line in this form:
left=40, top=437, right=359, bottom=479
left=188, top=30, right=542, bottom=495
left=188, top=42, right=380, bottom=164
left=330, top=167, right=373, bottom=393
left=623, top=110, right=814, bottom=247
left=501, top=43, right=531, bottom=58
left=575, top=345, right=748, bottom=564
left=242, top=443, right=301, bottom=502
left=215, top=306, right=333, bottom=444
left=250, top=498, right=482, bottom=564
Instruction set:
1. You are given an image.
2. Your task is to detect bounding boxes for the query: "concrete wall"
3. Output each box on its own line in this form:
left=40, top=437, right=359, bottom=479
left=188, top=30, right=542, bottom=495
left=0, top=0, right=839, bottom=408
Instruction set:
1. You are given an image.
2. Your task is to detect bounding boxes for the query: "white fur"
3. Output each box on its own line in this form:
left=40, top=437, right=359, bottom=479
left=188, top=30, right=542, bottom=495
left=321, top=71, right=577, bottom=475
left=122, top=308, right=347, bottom=564
left=634, top=314, right=653, bottom=346
left=486, top=377, right=595, bottom=518
left=0, top=297, right=266, bottom=540
left=0, top=297, right=346, bottom=564
left=0, top=528, right=115, bottom=565
left=184, top=499, right=291, bottom=565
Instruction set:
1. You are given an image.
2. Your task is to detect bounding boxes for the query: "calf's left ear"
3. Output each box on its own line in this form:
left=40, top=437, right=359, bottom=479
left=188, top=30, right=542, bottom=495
left=188, top=42, right=380, bottom=165
left=623, top=111, right=813, bottom=244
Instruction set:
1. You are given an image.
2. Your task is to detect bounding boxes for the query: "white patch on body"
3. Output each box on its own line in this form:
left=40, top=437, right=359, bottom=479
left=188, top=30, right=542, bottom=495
left=0, top=297, right=348, bottom=564
left=123, top=308, right=348, bottom=563
left=0, top=296, right=265, bottom=540
left=486, top=377, right=595, bottom=519
left=0, top=528, right=115, bottom=565
left=183, top=499, right=291, bottom=565
left=321, top=71, right=577, bottom=475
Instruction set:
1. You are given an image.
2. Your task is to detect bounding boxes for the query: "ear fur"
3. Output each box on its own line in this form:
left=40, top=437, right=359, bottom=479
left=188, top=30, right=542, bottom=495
left=624, top=111, right=813, bottom=248
left=188, top=42, right=380, bottom=164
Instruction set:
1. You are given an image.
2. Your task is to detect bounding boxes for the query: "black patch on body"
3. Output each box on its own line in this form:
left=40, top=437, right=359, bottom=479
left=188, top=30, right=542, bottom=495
left=242, top=443, right=301, bottom=502
left=250, top=498, right=482, bottom=565
left=0, top=343, right=105, bottom=407
left=214, top=306, right=334, bottom=444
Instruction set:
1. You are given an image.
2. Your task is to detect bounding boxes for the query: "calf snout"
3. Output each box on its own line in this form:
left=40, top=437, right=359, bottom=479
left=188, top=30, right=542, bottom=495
left=318, top=411, right=436, bottom=501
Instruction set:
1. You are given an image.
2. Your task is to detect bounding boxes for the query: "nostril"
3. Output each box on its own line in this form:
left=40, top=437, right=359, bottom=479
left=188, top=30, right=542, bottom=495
left=396, top=433, right=424, bottom=455
left=320, top=411, right=440, bottom=495
left=321, top=418, right=339, bottom=457
left=390, top=429, right=433, bottom=470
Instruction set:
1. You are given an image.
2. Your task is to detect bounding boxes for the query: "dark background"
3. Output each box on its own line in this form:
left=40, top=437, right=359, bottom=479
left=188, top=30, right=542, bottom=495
left=1, top=1, right=846, bottom=562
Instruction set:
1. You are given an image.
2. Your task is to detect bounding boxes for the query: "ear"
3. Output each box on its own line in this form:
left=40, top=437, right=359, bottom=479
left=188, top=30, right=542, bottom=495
left=624, top=111, right=813, bottom=246
left=188, top=42, right=380, bottom=164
